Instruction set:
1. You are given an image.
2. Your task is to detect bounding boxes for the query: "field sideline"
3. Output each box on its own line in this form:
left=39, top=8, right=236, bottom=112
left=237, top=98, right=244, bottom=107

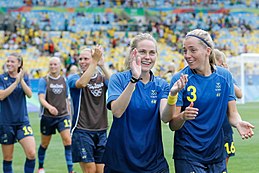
left=0, top=102, right=258, bottom=172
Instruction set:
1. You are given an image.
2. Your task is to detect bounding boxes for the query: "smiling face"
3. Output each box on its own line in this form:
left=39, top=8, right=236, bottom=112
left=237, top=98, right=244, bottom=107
left=49, top=57, right=61, bottom=76
left=136, top=39, right=157, bottom=73
left=78, top=49, right=92, bottom=72
left=6, top=55, right=20, bottom=74
left=183, top=37, right=211, bottom=73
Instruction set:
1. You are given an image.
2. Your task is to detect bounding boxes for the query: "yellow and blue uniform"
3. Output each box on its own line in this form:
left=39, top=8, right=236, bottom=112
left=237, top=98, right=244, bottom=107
left=0, top=73, right=33, bottom=144
left=170, top=66, right=235, bottom=172
left=103, top=70, right=169, bottom=173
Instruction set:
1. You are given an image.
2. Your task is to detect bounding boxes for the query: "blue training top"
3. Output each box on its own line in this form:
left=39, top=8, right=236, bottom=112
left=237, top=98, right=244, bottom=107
left=103, top=70, right=169, bottom=173
left=0, top=73, right=30, bottom=125
left=170, top=66, right=235, bottom=164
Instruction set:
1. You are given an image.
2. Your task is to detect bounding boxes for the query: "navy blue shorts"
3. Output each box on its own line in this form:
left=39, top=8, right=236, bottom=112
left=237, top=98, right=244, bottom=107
left=224, top=134, right=235, bottom=158
left=174, top=159, right=227, bottom=173
left=40, top=115, right=71, bottom=135
left=0, top=123, right=34, bottom=144
left=71, top=129, right=107, bottom=163
left=104, top=165, right=169, bottom=173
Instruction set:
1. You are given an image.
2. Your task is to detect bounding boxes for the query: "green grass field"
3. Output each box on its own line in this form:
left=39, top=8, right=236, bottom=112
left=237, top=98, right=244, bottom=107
left=0, top=102, right=258, bottom=173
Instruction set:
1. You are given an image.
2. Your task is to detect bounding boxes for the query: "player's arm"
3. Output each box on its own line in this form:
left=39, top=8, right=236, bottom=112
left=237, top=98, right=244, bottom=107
left=227, top=100, right=254, bottom=139
left=110, top=48, right=140, bottom=118
left=0, top=71, right=24, bottom=100
left=169, top=102, right=198, bottom=131
left=38, top=77, right=58, bottom=116
left=38, top=93, right=58, bottom=116
left=98, top=54, right=112, bottom=80
left=234, top=84, right=242, bottom=99
left=161, top=74, right=188, bottom=123
left=76, top=46, right=102, bottom=88
left=0, top=80, right=19, bottom=100
left=20, top=70, right=32, bottom=98
left=110, top=80, right=136, bottom=118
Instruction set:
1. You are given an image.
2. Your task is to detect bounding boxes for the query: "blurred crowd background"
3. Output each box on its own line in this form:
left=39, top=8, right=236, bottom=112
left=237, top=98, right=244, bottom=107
left=0, top=0, right=259, bottom=80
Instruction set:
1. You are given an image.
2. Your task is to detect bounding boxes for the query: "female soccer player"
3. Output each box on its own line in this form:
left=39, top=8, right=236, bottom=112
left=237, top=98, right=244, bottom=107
left=68, top=45, right=111, bottom=173
left=37, top=57, right=74, bottom=173
left=103, top=33, right=187, bottom=173
left=165, top=29, right=254, bottom=173
left=0, top=53, right=36, bottom=173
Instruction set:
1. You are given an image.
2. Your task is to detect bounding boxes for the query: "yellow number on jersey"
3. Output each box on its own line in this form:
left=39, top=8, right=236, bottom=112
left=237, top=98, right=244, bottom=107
left=187, top=86, right=197, bottom=102
left=23, top=126, right=33, bottom=136
left=64, top=119, right=71, bottom=128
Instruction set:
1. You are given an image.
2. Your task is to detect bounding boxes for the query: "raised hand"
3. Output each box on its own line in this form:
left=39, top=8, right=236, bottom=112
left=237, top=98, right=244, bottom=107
left=92, top=45, right=103, bottom=63
left=129, top=48, right=141, bottom=78
left=15, top=68, right=24, bottom=84
left=170, top=73, right=188, bottom=96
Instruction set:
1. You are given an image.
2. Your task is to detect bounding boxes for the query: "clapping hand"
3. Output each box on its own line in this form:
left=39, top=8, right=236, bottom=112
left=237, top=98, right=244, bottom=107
left=92, top=45, right=103, bottom=63
left=170, top=73, right=188, bottom=96
left=129, top=48, right=141, bottom=79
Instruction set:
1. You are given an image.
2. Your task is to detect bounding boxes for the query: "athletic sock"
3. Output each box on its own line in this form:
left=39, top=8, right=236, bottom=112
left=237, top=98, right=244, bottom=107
left=64, top=145, right=73, bottom=173
left=3, top=160, right=12, bottom=173
left=38, top=145, right=47, bottom=169
left=24, top=158, right=35, bottom=173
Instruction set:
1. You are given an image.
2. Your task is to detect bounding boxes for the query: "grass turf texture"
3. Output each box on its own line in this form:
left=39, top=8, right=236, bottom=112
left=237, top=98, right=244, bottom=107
left=0, top=102, right=258, bottom=172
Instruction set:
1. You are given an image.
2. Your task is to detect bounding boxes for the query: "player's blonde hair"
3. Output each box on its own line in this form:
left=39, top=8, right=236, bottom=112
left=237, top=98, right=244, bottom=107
left=214, top=49, right=227, bottom=66
left=79, top=46, right=92, bottom=55
left=185, top=29, right=216, bottom=67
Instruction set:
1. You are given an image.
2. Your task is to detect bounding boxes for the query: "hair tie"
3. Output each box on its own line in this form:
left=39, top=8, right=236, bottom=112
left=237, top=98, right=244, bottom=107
left=186, top=34, right=211, bottom=48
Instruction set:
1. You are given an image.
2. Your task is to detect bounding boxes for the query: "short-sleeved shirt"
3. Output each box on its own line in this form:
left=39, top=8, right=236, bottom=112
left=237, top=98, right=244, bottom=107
left=0, top=73, right=30, bottom=125
left=38, top=75, right=69, bottom=117
left=103, top=70, right=169, bottom=173
left=170, top=66, right=235, bottom=164
left=68, top=72, right=108, bottom=132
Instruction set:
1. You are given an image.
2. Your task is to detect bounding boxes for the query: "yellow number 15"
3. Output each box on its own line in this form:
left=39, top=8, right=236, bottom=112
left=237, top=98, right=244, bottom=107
left=187, top=85, right=197, bottom=102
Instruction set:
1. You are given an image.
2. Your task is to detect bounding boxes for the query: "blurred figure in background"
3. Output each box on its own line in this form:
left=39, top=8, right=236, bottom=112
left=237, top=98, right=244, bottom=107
left=214, top=49, right=243, bottom=166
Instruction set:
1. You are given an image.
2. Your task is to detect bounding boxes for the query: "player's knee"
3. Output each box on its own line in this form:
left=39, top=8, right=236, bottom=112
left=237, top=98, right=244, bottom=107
left=25, top=149, right=36, bottom=160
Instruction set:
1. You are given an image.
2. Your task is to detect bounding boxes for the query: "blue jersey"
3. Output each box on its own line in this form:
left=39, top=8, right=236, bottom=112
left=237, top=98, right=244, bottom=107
left=170, top=66, right=235, bottom=164
left=0, top=73, right=30, bottom=125
left=103, top=70, right=169, bottom=173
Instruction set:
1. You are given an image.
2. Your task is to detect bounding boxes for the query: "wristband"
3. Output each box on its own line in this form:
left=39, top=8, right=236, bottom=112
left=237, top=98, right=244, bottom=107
left=167, top=93, right=178, bottom=105
left=130, top=76, right=141, bottom=83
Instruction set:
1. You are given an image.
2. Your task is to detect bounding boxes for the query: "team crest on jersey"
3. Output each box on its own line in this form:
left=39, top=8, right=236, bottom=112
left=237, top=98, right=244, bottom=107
left=4, top=77, right=8, bottom=80
left=150, top=90, right=157, bottom=104
left=215, top=82, right=221, bottom=97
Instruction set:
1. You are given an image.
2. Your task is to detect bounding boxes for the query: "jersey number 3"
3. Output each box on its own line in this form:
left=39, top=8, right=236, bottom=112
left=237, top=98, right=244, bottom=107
left=187, top=85, right=197, bottom=102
